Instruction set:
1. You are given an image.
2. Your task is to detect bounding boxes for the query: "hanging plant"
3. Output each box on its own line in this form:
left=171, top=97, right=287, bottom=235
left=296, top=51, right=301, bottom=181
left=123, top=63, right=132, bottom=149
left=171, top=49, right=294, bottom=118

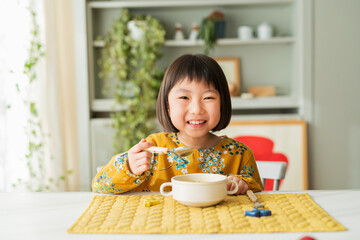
left=98, top=9, right=165, bottom=153
left=198, top=11, right=225, bottom=55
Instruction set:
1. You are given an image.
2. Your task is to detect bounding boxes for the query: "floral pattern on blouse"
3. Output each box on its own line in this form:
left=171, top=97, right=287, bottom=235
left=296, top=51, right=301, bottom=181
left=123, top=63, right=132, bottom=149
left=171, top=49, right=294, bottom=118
left=169, top=151, right=190, bottom=170
left=113, top=152, right=159, bottom=185
left=241, top=164, right=255, bottom=178
left=93, top=171, right=122, bottom=194
left=197, top=148, right=225, bottom=174
left=92, top=132, right=263, bottom=194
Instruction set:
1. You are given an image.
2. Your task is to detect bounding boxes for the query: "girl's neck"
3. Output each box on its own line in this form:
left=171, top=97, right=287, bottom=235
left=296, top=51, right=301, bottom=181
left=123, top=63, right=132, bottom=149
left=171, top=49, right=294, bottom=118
left=176, top=132, right=221, bottom=150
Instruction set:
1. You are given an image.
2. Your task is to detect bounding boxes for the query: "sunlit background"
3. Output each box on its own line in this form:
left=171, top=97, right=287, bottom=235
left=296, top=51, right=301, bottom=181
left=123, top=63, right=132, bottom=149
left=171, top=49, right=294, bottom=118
left=0, top=0, right=76, bottom=192
left=0, top=0, right=41, bottom=191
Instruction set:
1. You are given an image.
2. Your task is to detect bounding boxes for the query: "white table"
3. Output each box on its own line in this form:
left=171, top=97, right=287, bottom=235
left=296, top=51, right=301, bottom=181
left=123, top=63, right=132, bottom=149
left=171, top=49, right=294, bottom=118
left=1, top=190, right=360, bottom=240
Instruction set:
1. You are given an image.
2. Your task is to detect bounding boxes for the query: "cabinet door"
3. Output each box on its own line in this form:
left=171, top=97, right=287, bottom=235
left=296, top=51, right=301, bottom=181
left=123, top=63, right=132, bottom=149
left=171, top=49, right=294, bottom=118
left=90, top=119, right=116, bottom=177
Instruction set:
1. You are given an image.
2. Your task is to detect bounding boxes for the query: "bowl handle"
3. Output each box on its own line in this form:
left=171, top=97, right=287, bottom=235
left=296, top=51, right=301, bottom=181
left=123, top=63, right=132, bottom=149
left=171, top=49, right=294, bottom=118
left=227, top=179, right=239, bottom=195
left=160, top=182, right=173, bottom=196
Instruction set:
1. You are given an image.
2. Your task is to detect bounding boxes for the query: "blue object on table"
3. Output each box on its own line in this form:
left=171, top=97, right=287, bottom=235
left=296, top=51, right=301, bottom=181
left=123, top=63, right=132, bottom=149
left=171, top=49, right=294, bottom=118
left=245, top=209, right=261, bottom=217
left=245, top=208, right=272, bottom=217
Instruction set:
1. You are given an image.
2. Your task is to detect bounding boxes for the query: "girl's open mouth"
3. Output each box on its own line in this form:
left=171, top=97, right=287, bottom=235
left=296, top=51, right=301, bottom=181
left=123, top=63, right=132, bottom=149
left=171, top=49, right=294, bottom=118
left=187, top=120, right=206, bottom=124
left=187, top=120, right=207, bottom=127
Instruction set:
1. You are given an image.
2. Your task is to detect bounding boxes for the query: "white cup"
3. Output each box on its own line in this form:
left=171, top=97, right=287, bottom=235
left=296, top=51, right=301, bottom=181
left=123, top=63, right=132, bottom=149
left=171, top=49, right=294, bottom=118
left=238, top=26, right=253, bottom=40
left=257, top=22, right=273, bottom=39
left=160, top=173, right=239, bottom=207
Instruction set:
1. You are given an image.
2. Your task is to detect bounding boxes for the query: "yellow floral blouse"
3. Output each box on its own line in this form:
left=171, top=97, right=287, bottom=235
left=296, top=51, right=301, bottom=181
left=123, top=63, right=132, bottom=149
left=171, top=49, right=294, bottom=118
left=92, top=132, right=263, bottom=194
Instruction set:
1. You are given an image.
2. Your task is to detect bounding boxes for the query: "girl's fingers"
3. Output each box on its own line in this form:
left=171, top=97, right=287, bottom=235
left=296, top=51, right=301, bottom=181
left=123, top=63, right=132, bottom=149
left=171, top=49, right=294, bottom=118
left=227, top=176, right=249, bottom=195
left=227, top=182, right=237, bottom=192
left=133, top=164, right=150, bottom=175
left=132, top=151, right=152, bottom=161
left=241, top=182, right=249, bottom=195
left=139, top=140, right=153, bottom=150
left=238, top=180, right=249, bottom=195
left=227, top=175, right=235, bottom=181
left=135, top=158, right=152, bottom=168
left=129, top=139, right=153, bottom=153
left=128, top=140, right=153, bottom=175
left=227, top=175, right=240, bottom=192
left=130, top=154, right=151, bottom=174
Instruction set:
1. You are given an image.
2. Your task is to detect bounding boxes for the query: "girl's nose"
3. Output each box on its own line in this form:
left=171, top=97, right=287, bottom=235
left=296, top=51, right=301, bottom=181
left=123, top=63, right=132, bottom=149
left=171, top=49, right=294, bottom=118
left=189, top=100, right=204, bottom=114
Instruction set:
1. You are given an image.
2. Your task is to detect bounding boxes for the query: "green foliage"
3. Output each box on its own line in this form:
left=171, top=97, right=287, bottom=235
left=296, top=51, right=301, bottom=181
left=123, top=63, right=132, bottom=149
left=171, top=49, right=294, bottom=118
left=98, top=9, right=165, bottom=153
left=198, top=11, right=225, bottom=55
left=198, top=17, right=218, bottom=55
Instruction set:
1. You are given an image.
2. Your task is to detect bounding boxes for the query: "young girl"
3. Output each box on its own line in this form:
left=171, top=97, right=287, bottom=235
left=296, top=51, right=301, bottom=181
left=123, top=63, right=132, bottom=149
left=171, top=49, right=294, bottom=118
left=92, top=54, right=263, bottom=194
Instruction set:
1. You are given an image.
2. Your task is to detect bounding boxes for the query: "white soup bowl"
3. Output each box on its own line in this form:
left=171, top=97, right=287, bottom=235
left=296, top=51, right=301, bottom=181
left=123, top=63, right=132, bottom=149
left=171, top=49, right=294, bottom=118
left=160, top=173, right=239, bottom=207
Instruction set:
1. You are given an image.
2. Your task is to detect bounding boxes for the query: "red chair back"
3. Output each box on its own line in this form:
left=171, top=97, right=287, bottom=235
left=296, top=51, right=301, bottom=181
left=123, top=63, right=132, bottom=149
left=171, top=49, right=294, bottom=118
left=234, top=136, right=288, bottom=190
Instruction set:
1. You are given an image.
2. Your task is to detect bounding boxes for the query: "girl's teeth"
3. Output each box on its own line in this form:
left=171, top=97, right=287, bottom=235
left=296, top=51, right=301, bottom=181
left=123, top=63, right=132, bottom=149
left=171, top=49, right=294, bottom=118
left=188, top=120, right=205, bottom=124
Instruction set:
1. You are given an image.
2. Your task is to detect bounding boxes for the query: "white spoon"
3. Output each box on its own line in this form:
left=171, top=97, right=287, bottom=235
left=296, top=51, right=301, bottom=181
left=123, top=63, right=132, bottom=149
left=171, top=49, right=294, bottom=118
left=146, top=146, right=193, bottom=171
left=146, top=146, right=193, bottom=157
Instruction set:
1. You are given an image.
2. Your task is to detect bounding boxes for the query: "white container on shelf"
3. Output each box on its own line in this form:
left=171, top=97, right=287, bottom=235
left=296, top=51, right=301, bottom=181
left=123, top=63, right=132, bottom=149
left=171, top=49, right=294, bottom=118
left=238, top=26, right=253, bottom=40
left=257, top=22, right=273, bottom=39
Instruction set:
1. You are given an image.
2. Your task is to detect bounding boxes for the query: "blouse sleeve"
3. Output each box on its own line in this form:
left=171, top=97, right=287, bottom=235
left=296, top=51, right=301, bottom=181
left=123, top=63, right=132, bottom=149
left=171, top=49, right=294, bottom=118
left=235, top=149, right=264, bottom=192
left=92, top=152, right=147, bottom=194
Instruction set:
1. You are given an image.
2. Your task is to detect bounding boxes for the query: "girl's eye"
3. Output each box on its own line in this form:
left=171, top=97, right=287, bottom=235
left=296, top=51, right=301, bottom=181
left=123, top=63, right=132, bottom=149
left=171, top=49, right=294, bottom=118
left=204, top=96, right=215, bottom=100
left=179, top=96, right=189, bottom=100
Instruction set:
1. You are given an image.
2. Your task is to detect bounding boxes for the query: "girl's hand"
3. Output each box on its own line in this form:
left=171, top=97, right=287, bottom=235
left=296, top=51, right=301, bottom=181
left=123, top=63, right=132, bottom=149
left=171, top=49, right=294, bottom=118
left=227, top=175, right=249, bottom=195
left=127, top=139, right=153, bottom=175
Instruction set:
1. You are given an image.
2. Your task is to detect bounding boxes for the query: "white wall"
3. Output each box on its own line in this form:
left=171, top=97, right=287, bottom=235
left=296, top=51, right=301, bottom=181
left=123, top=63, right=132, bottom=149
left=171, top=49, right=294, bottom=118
left=309, top=0, right=360, bottom=189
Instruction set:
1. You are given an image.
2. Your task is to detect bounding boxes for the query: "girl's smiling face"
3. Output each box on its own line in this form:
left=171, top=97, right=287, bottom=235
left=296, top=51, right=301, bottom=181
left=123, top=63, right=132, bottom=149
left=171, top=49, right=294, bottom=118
left=167, top=78, right=221, bottom=141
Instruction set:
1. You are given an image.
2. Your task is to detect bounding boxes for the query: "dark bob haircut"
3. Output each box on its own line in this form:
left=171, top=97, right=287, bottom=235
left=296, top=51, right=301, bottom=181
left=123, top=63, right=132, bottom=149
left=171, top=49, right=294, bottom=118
left=156, top=54, right=232, bottom=132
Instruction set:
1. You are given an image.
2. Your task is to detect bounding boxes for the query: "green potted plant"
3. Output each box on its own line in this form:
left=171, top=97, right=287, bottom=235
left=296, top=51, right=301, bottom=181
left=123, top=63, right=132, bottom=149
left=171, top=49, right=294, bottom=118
left=98, top=9, right=165, bottom=153
left=198, top=11, right=225, bottom=55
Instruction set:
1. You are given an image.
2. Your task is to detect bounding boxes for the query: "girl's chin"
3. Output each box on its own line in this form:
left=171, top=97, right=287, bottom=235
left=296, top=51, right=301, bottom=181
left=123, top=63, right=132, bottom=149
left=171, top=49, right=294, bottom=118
left=183, top=128, right=211, bottom=137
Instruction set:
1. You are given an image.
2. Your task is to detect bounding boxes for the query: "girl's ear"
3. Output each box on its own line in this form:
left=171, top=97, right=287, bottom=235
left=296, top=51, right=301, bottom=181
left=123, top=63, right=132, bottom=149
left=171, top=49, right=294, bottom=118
left=166, top=101, right=170, bottom=114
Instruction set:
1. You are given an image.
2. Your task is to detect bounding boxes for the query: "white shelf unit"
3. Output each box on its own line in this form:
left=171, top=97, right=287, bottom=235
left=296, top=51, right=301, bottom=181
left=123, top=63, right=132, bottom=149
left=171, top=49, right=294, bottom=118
left=87, top=0, right=303, bottom=114
left=88, top=0, right=294, bottom=8
left=93, top=37, right=295, bottom=48
left=75, top=0, right=307, bottom=190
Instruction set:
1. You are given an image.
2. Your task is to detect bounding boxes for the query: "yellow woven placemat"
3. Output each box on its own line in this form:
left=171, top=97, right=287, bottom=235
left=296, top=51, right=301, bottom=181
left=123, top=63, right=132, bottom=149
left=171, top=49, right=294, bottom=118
left=68, top=193, right=346, bottom=234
